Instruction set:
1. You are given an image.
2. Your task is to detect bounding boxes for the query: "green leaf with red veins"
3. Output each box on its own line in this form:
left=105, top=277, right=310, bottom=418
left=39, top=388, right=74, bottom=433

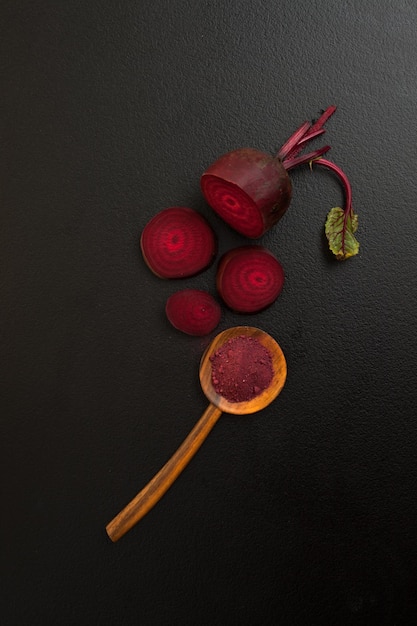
left=325, top=207, right=359, bottom=260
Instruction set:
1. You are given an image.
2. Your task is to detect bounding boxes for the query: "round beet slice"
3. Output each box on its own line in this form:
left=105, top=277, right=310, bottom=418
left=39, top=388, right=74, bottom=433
left=165, top=289, right=221, bottom=336
left=140, top=207, right=216, bottom=278
left=201, top=148, right=292, bottom=238
left=217, top=245, right=285, bottom=313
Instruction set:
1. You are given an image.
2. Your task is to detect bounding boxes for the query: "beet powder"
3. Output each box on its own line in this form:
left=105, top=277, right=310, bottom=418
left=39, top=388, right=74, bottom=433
left=209, top=335, right=273, bottom=402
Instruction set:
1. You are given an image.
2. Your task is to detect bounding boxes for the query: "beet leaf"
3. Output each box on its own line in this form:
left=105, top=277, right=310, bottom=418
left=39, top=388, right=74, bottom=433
left=325, top=207, right=359, bottom=260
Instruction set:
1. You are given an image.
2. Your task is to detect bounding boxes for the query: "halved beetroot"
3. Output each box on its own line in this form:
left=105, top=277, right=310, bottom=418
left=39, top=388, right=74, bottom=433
left=200, top=148, right=292, bottom=238
left=165, top=289, right=222, bottom=336
left=216, top=245, right=285, bottom=313
left=140, top=207, right=216, bottom=278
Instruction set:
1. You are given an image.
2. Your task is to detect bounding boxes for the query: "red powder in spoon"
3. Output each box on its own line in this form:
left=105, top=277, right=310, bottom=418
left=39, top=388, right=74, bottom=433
left=209, top=335, right=273, bottom=402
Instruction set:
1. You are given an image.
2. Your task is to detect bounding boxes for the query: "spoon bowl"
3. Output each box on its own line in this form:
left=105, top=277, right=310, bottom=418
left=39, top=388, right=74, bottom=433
left=106, top=326, right=286, bottom=541
left=200, top=325, right=287, bottom=414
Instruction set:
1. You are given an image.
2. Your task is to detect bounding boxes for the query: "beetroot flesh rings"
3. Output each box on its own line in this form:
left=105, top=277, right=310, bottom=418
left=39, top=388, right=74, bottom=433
left=217, top=245, right=285, bottom=313
left=165, top=289, right=221, bottom=336
left=200, top=148, right=292, bottom=238
left=140, top=207, right=216, bottom=278
left=209, top=335, right=274, bottom=402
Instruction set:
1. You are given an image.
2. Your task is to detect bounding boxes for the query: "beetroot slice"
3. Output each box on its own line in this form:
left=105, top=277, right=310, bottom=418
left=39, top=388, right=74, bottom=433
left=201, top=148, right=292, bottom=238
left=165, top=289, right=221, bottom=336
left=216, top=245, right=285, bottom=313
left=140, top=207, right=216, bottom=278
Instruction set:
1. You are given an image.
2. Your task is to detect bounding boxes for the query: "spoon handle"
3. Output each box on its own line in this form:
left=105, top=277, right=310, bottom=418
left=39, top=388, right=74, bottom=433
left=106, top=403, right=223, bottom=542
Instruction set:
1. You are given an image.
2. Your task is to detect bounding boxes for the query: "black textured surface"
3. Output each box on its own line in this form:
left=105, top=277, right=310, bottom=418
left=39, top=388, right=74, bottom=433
left=2, top=1, right=417, bottom=624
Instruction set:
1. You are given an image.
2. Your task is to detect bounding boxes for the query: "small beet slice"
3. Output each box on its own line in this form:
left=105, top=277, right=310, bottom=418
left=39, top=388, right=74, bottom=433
left=140, top=207, right=216, bottom=278
left=217, top=245, right=284, bottom=313
left=201, top=148, right=292, bottom=238
left=166, top=289, right=221, bottom=336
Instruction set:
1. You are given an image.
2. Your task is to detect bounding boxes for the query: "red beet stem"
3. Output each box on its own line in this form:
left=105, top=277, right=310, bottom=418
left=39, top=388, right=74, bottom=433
left=311, top=157, right=353, bottom=215
left=277, top=120, right=311, bottom=160
left=281, top=105, right=337, bottom=161
left=309, top=105, right=337, bottom=135
left=295, top=127, right=326, bottom=148
left=165, top=289, right=221, bottom=336
left=282, top=145, right=331, bottom=170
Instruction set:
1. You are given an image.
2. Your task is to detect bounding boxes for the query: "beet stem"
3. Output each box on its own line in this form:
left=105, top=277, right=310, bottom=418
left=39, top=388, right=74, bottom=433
left=284, top=105, right=337, bottom=160
left=282, top=145, right=331, bottom=170
left=312, top=157, right=353, bottom=215
left=295, top=127, right=326, bottom=147
left=309, top=105, right=337, bottom=134
left=277, top=120, right=311, bottom=160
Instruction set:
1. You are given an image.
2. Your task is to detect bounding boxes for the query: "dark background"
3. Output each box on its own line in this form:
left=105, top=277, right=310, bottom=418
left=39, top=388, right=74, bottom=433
left=2, top=1, right=417, bottom=624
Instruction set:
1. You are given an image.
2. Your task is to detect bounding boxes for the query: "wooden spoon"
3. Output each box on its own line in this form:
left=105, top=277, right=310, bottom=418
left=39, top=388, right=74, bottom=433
left=106, top=326, right=286, bottom=541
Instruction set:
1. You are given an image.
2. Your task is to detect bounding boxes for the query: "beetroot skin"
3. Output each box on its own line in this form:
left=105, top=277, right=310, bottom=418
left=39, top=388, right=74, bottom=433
left=201, top=148, right=292, bottom=238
